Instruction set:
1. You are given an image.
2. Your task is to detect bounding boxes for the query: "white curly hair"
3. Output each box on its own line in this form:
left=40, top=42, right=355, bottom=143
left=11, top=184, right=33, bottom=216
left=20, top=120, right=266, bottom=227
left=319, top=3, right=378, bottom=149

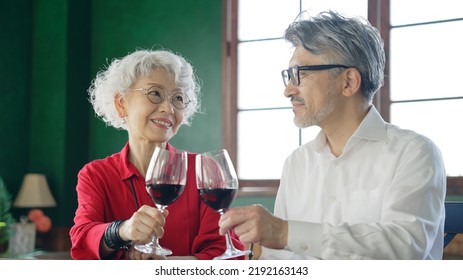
left=88, top=48, right=201, bottom=130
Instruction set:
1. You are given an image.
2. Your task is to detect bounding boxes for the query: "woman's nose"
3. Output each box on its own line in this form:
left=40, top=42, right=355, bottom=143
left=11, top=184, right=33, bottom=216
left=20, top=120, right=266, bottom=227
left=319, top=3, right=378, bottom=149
left=158, top=98, right=175, bottom=114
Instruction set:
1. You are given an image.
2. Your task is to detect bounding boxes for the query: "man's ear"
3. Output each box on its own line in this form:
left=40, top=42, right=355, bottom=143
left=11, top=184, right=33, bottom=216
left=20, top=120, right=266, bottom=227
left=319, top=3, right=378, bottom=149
left=341, top=68, right=362, bottom=97
left=114, top=93, right=126, bottom=118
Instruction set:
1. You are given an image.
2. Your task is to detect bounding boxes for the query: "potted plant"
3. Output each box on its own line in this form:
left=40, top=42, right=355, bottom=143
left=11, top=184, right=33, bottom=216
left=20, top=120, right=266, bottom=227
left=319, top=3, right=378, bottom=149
left=0, top=176, right=15, bottom=253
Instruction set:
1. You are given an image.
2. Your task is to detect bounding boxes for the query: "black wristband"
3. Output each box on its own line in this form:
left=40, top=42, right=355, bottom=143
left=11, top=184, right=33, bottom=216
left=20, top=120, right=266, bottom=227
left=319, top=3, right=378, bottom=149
left=103, top=220, right=131, bottom=250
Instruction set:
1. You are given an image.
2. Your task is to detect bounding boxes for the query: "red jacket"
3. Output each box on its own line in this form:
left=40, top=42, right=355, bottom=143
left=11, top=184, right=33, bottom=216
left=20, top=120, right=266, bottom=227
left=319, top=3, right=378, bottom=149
left=70, top=142, right=245, bottom=259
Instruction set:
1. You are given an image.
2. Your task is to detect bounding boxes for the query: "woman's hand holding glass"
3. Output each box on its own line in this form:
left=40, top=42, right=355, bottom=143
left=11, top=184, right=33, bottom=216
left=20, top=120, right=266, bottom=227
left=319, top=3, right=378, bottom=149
left=118, top=204, right=166, bottom=244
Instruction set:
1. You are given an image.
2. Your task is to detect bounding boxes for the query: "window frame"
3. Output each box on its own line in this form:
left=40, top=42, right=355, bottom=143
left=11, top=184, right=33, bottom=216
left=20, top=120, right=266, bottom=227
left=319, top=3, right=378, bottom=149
left=221, top=0, right=463, bottom=196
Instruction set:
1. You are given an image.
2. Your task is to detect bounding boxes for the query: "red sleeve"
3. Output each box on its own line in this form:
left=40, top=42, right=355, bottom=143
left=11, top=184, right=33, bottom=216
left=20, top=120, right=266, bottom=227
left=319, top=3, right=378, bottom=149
left=70, top=165, right=123, bottom=260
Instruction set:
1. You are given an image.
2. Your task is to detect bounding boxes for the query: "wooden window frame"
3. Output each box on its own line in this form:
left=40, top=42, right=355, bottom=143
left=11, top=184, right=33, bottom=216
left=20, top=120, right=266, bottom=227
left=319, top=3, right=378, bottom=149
left=222, top=0, right=463, bottom=197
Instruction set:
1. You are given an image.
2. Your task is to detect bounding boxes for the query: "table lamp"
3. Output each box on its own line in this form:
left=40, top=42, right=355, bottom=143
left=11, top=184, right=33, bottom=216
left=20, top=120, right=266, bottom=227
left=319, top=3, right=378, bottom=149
left=9, top=173, right=56, bottom=256
left=14, top=173, right=56, bottom=208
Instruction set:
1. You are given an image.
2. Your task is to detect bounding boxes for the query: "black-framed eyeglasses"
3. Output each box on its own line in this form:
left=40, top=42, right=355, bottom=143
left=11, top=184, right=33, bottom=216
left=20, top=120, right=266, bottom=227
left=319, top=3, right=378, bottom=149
left=131, top=86, right=191, bottom=110
left=281, top=64, right=350, bottom=87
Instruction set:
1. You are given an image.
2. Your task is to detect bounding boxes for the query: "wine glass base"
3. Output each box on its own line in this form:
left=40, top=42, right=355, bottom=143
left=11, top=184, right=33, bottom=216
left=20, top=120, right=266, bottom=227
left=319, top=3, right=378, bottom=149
left=134, top=244, right=172, bottom=256
left=213, top=249, right=251, bottom=260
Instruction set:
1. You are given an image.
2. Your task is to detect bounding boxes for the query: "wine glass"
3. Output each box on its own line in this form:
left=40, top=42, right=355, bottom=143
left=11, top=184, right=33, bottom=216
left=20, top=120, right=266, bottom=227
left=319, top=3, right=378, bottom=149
left=195, top=149, right=251, bottom=260
left=134, top=146, right=187, bottom=255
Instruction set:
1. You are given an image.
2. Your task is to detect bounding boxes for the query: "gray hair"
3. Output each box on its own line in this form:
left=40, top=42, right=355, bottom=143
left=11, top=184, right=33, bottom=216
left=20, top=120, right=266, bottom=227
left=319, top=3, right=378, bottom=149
left=284, top=10, right=385, bottom=101
left=88, top=48, right=201, bottom=129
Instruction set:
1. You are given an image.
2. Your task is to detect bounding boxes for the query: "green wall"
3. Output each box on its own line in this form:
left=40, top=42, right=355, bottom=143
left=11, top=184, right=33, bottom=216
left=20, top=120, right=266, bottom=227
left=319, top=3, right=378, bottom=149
left=88, top=0, right=224, bottom=161
left=0, top=0, right=226, bottom=227
left=1, top=1, right=33, bottom=219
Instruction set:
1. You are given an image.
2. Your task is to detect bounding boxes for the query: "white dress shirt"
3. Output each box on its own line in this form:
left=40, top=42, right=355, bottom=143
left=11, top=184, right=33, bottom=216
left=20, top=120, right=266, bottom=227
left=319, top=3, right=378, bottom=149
left=261, top=106, right=446, bottom=259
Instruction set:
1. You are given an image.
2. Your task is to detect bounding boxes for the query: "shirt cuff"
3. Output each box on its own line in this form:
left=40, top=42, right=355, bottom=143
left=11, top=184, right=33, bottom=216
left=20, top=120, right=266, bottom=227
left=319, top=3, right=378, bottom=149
left=287, top=220, right=322, bottom=258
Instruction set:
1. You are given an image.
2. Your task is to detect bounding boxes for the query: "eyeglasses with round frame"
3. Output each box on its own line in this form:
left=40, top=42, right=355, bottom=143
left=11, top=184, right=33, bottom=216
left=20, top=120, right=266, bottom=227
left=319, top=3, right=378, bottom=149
left=130, top=85, right=191, bottom=110
left=281, top=64, right=350, bottom=87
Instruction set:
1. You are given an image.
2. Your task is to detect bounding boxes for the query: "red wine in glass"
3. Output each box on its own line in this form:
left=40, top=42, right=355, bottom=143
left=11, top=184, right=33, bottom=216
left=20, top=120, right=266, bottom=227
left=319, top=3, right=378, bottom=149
left=196, top=149, right=250, bottom=260
left=148, top=183, right=185, bottom=206
left=134, top=147, right=187, bottom=256
left=198, top=188, right=237, bottom=212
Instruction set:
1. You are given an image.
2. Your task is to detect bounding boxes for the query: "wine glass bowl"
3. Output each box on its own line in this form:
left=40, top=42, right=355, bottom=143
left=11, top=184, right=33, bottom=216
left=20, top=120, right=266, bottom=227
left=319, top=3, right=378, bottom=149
left=198, top=188, right=237, bottom=214
left=196, top=149, right=250, bottom=260
left=134, top=147, right=187, bottom=255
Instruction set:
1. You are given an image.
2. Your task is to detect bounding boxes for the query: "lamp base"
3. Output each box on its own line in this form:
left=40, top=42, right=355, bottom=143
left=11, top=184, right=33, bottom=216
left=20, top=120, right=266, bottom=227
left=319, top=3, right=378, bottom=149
left=8, top=221, right=36, bottom=257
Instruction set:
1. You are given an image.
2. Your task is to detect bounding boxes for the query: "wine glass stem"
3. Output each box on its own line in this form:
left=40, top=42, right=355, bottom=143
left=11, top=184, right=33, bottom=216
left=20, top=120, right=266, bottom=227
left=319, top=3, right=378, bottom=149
left=154, top=205, right=167, bottom=246
left=152, top=234, right=161, bottom=246
left=225, top=231, right=235, bottom=251
left=220, top=211, right=236, bottom=251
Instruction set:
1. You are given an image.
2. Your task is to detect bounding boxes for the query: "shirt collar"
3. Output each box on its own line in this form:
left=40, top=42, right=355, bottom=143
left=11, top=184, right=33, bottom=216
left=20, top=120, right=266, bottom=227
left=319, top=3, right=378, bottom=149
left=119, top=142, right=137, bottom=180
left=351, top=105, right=388, bottom=141
left=118, top=142, right=175, bottom=180
left=312, top=106, right=388, bottom=153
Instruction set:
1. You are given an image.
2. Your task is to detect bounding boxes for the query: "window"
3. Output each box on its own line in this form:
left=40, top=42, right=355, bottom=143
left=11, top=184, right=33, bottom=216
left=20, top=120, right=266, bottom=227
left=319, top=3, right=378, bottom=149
left=388, top=0, right=463, bottom=193
left=222, top=0, right=463, bottom=195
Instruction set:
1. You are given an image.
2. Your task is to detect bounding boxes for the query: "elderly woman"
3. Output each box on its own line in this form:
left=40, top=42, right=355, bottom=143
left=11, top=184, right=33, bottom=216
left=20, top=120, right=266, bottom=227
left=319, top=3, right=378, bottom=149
left=70, top=49, right=245, bottom=260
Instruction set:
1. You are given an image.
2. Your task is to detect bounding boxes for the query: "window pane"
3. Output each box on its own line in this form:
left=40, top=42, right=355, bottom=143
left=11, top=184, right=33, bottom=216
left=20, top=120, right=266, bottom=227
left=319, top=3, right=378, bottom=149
left=236, top=0, right=368, bottom=182
left=238, top=40, right=292, bottom=109
left=391, top=0, right=463, bottom=26
left=238, top=0, right=300, bottom=40
left=390, top=21, right=463, bottom=101
left=301, top=0, right=367, bottom=17
left=237, top=109, right=299, bottom=179
left=391, top=100, right=463, bottom=176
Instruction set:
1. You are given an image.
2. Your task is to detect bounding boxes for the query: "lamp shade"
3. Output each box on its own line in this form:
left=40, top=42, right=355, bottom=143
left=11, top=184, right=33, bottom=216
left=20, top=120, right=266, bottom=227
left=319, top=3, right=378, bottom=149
left=14, top=173, right=56, bottom=208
